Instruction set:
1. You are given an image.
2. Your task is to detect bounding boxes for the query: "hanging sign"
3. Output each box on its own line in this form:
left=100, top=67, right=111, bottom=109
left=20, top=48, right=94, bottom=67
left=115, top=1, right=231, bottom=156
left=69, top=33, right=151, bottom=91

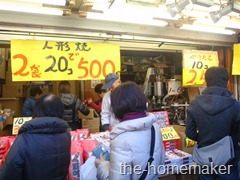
left=182, top=50, right=219, bottom=86
left=12, top=117, right=32, bottom=135
left=11, top=40, right=120, bottom=81
left=232, top=44, right=240, bottom=75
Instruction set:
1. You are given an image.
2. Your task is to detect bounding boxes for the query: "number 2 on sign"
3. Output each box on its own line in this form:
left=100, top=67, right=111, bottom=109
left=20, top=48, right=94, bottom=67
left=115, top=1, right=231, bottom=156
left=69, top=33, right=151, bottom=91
left=186, top=69, right=205, bottom=84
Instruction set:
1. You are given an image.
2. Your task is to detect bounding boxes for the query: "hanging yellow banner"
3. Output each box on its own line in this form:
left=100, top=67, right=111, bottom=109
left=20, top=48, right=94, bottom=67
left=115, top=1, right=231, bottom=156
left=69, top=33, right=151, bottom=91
left=11, top=40, right=120, bottom=81
left=232, top=44, right=240, bottom=75
left=182, top=50, right=219, bottom=86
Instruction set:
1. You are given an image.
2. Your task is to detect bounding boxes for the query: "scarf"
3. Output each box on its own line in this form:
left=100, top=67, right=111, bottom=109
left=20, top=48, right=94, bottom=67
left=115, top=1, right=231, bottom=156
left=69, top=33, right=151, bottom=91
left=121, top=112, right=147, bottom=122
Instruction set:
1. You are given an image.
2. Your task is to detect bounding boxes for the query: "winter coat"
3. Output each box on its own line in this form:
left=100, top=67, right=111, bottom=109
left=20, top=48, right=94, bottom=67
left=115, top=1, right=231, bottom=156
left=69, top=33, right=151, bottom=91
left=186, top=86, right=240, bottom=165
left=22, top=96, right=36, bottom=117
left=0, top=117, right=71, bottom=180
left=59, top=93, right=81, bottom=122
left=97, top=113, right=165, bottom=180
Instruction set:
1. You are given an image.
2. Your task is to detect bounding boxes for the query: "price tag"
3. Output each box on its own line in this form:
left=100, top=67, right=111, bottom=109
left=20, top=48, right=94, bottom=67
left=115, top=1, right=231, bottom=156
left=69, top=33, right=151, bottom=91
left=160, top=126, right=180, bottom=141
left=11, top=40, right=120, bottom=81
left=12, top=117, right=32, bottom=135
left=182, top=50, right=219, bottom=86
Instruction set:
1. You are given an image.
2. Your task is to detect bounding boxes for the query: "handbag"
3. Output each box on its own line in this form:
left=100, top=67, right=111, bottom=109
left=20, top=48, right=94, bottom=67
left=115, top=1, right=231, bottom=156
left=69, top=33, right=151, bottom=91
left=193, top=102, right=238, bottom=166
left=193, top=135, right=235, bottom=166
left=139, top=125, right=155, bottom=180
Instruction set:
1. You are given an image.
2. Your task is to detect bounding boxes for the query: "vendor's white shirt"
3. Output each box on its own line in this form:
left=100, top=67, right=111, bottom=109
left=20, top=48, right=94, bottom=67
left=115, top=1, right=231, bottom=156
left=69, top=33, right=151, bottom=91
left=100, top=91, right=119, bottom=127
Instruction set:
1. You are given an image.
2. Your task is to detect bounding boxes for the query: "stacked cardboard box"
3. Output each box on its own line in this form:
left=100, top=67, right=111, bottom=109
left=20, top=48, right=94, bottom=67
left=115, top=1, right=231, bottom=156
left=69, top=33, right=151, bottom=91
left=0, top=98, right=24, bottom=118
left=1, top=52, right=27, bottom=121
left=159, top=149, right=193, bottom=175
left=78, top=108, right=100, bottom=133
left=171, top=125, right=195, bottom=154
left=0, top=119, right=6, bottom=131
left=2, top=62, right=28, bottom=98
left=0, top=49, right=6, bottom=80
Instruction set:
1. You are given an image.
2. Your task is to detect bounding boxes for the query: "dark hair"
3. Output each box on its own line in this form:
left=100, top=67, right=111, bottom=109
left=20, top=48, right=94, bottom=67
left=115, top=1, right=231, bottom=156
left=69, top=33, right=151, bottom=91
left=33, top=93, right=64, bottom=118
left=205, top=66, right=228, bottom=88
left=58, top=81, right=71, bottom=94
left=111, top=81, right=147, bottom=120
left=30, top=86, right=42, bottom=97
left=94, top=84, right=105, bottom=94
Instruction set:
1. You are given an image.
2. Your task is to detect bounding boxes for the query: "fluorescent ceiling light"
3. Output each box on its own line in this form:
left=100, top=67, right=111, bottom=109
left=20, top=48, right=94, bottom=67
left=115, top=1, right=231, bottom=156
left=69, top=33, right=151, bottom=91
left=191, top=0, right=214, bottom=7
left=87, top=12, right=167, bottom=27
left=166, top=0, right=190, bottom=17
left=0, top=4, right=63, bottom=15
left=90, top=2, right=168, bottom=26
left=19, top=0, right=66, bottom=6
left=195, top=17, right=240, bottom=29
left=126, top=0, right=161, bottom=6
left=180, top=24, right=236, bottom=35
left=91, top=0, right=109, bottom=11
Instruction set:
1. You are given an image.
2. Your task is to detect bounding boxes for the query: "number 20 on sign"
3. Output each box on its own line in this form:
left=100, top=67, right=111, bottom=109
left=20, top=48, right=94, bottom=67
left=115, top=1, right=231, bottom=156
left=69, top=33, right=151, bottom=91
left=182, top=50, right=219, bottom=86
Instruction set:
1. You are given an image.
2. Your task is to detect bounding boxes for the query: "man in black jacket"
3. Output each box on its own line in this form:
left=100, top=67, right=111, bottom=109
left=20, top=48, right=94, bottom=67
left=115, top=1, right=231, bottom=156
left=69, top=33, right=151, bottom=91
left=186, top=66, right=240, bottom=179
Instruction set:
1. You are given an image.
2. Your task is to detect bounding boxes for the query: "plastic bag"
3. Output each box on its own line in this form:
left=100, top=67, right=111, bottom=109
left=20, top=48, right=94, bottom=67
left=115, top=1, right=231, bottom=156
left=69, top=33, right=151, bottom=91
left=185, top=136, right=197, bottom=148
left=80, top=156, right=97, bottom=180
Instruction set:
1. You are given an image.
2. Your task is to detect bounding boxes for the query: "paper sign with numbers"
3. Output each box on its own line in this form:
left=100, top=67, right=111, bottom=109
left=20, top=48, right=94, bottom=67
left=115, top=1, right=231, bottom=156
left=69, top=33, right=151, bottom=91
left=12, top=117, right=32, bottom=135
left=182, top=50, right=219, bottom=86
left=160, top=126, right=180, bottom=141
left=11, top=40, right=120, bottom=81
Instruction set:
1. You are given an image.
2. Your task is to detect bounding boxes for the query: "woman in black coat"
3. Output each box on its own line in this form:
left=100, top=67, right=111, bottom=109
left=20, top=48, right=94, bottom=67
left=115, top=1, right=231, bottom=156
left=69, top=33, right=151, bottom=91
left=0, top=93, right=71, bottom=180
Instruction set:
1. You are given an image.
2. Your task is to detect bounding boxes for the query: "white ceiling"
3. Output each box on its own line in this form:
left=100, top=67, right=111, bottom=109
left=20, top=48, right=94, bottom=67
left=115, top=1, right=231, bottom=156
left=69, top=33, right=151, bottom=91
left=0, top=0, right=239, bottom=51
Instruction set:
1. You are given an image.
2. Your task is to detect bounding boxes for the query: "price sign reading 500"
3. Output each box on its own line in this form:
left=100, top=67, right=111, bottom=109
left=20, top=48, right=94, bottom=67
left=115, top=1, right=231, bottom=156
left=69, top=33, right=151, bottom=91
left=182, top=50, right=219, bottom=86
left=11, top=40, right=120, bottom=81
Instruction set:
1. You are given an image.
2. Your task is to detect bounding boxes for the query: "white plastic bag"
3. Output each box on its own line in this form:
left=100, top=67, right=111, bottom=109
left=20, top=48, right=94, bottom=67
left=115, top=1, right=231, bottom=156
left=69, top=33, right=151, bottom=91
left=80, top=156, right=97, bottom=180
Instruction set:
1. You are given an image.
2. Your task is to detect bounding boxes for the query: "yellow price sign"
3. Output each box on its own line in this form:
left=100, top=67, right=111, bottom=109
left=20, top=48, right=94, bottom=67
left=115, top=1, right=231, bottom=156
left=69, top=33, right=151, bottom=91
left=182, top=50, right=219, bottom=86
left=12, top=117, right=32, bottom=135
left=11, top=40, right=120, bottom=81
left=160, top=126, right=180, bottom=141
left=232, top=44, right=240, bottom=75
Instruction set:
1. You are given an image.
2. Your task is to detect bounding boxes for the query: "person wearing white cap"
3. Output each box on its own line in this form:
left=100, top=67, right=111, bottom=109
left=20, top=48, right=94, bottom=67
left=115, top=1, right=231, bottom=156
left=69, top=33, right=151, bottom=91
left=100, top=73, right=121, bottom=131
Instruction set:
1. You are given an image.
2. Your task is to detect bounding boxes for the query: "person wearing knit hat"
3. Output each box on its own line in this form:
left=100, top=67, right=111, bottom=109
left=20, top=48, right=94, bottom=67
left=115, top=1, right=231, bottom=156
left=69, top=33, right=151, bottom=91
left=100, top=73, right=121, bottom=131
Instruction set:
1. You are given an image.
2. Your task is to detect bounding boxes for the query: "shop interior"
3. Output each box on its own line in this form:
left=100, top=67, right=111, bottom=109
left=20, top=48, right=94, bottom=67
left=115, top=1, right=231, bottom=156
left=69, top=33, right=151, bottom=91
left=0, top=43, right=235, bottom=127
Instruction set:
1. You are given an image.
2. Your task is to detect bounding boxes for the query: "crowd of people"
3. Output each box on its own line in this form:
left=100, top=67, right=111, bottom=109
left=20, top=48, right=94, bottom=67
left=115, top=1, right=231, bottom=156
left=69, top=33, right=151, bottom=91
left=1, top=67, right=239, bottom=179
